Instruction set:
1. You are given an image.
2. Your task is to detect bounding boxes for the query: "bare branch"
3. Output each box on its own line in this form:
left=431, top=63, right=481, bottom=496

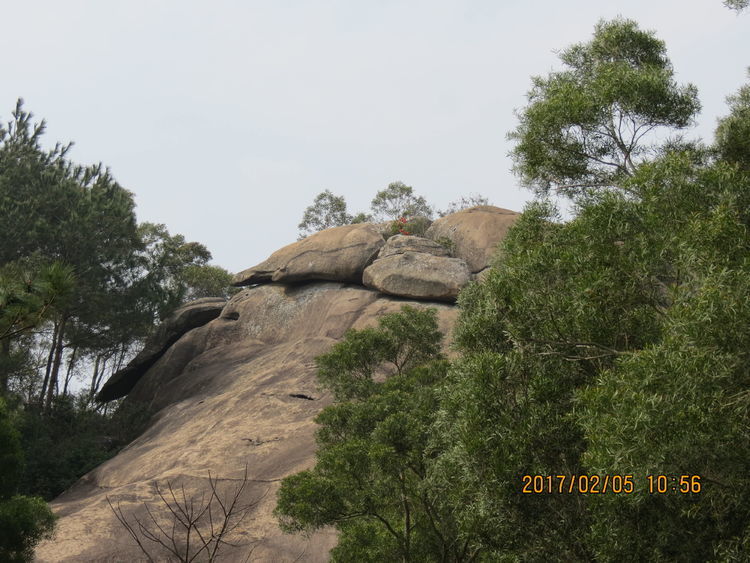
left=107, top=466, right=260, bottom=562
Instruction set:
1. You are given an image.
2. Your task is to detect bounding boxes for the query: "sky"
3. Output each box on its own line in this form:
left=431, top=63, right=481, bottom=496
left=2, top=1, right=748, bottom=274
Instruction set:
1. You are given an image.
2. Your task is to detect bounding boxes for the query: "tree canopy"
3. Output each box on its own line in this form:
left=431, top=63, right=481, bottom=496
left=508, top=18, right=700, bottom=197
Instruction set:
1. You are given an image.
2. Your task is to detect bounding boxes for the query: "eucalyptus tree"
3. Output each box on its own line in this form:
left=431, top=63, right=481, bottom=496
left=508, top=18, right=700, bottom=197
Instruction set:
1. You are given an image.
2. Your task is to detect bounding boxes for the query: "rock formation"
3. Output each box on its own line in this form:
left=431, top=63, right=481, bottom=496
left=232, top=223, right=385, bottom=286
left=35, top=206, right=518, bottom=562
left=426, top=205, right=520, bottom=273
left=96, top=297, right=227, bottom=402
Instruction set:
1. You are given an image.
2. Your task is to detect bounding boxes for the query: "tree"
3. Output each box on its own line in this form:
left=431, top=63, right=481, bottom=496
left=179, top=264, right=237, bottom=302
left=0, top=100, right=222, bottom=408
left=0, top=260, right=74, bottom=398
left=0, top=261, right=74, bottom=344
left=18, top=393, right=153, bottom=501
left=369, top=182, right=432, bottom=222
left=438, top=193, right=490, bottom=217
left=715, top=72, right=750, bottom=170
left=430, top=85, right=750, bottom=558
left=108, top=466, right=260, bottom=562
left=508, top=18, right=700, bottom=197
left=725, top=0, right=749, bottom=11
left=276, top=307, right=476, bottom=562
left=131, top=222, right=213, bottom=321
left=0, top=397, right=55, bottom=560
left=0, top=100, right=145, bottom=408
left=297, top=190, right=354, bottom=239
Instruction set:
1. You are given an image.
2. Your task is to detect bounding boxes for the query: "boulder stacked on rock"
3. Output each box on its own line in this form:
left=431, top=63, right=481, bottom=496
left=425, top=205, right=520, bottom=273
left=362, top=235, right=471, bottom=301
left=232, top=223, right=385, bottom=286
left=230, top=205, right=519, bottom=302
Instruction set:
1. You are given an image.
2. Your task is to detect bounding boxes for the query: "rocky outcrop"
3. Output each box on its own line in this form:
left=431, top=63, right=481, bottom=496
left=96, top=297, right=226, bottom=402
left=426, top=205, right=520, bottom=272
left=363, top=253, right=470, bottom=301
left=38, top=205, right=520, bottom=562
left=232, top=223, right=385, bottom=286
left=363, top=236, right=471, bottom=301
left=37, top=283, right=457, bottom=562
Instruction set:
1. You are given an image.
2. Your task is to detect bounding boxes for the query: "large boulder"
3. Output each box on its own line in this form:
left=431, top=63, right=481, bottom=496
left=96, top=297, right=226, bottom=402
left=425, top=205, right=520, bottom=272
left=232, top=223, right=385, bottom=286
left=363, top=251, right=471, bottom=302
left=36, top=282, right=457, bottom=562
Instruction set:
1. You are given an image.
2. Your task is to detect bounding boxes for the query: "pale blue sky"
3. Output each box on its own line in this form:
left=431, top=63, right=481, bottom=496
left=2, top=1, right=747, bottom=273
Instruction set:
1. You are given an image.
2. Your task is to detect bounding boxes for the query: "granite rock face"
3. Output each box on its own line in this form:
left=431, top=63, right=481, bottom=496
left=96, top=297, right=226, bottom=402
left=425, top=205, right=520, bottom=272
left=38, top=205, right=521, bottom=562
left=37, top=283, right=457, bottom=562
left=232, top=223, right=385, bottom=286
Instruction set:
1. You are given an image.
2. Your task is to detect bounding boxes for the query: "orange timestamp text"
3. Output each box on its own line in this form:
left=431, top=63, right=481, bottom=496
left=521, top=474, right=702, bottom=494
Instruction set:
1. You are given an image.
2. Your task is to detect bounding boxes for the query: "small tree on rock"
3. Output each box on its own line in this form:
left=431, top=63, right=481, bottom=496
left=297, top=190, right=353, bottom=239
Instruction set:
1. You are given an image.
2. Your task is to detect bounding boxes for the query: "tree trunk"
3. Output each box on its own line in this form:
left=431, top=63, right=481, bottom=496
left=45, top=316, right=67, bottom=410
left=0, top=338, right=10, bottom=395
left=39, top=321, right=59, bottom=405
left=90, top=354, right=109, bottom=401
left=89, top=354, right=101, bottom=400
left=62, top=345, right=78, bottom=396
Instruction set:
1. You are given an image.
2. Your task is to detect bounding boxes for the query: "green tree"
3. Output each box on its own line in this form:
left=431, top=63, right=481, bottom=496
left=276, top=307, right=475, bottom=562
left=369, top=182, right=432, bottom=222
left=0, top=102, right=221, bottom=407
left=715, top=72, right=750, bottom=170
left=431, top=75, right=750, bottom=558
left=0, top=260, right=74, bottom=397
left=179, top=264, right=237, bottom=302
left=725, top=0, right=749, bottom=11
left=0, top=397, right=55, bottom=560
left=574, top=153, right=750, bottom=561
left=297, top=190, right=354, bottom=239
left=131, top=222, right=212, bottom=320
left=0, top=100, right=145, bottom=407
left=508, top=18, right=700, bottom=197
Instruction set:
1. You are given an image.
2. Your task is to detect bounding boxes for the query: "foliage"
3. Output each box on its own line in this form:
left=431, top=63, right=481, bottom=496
left=179, top=264, right=238, bottom=302
left=276, top=307, right=477, bottom=562
left=18, top=394, right=153, bottom=501
left=315, top=306, right=443, bottom=401
left=108, top=466, right=259, bottom=562
left=439, top=193, right=490, bottom=217
left=298, top=183, right=487, bottom=238
left=133, top=222, right=213, bottom=321
left=433, top=237, right=456, bottom=256
left=433, top=145, right=750, bottom=559
left=725, top=0, right=749, bottom=11
left=0, top=397, right=55, bottom=561
left=715, top=72, right=750, bottom=170
left=0, top=260, right=74, bottom=343
left=384, top=216, right=432, bottom=239
left=0, top=100, right=228, bottom=408
left=508, top=18, right=700, bottom=197
left=574, top=155, right=750, bottom=561
left=370, top=181, right=433, bottom=222
left=297, top=189, right=354, bottom=239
